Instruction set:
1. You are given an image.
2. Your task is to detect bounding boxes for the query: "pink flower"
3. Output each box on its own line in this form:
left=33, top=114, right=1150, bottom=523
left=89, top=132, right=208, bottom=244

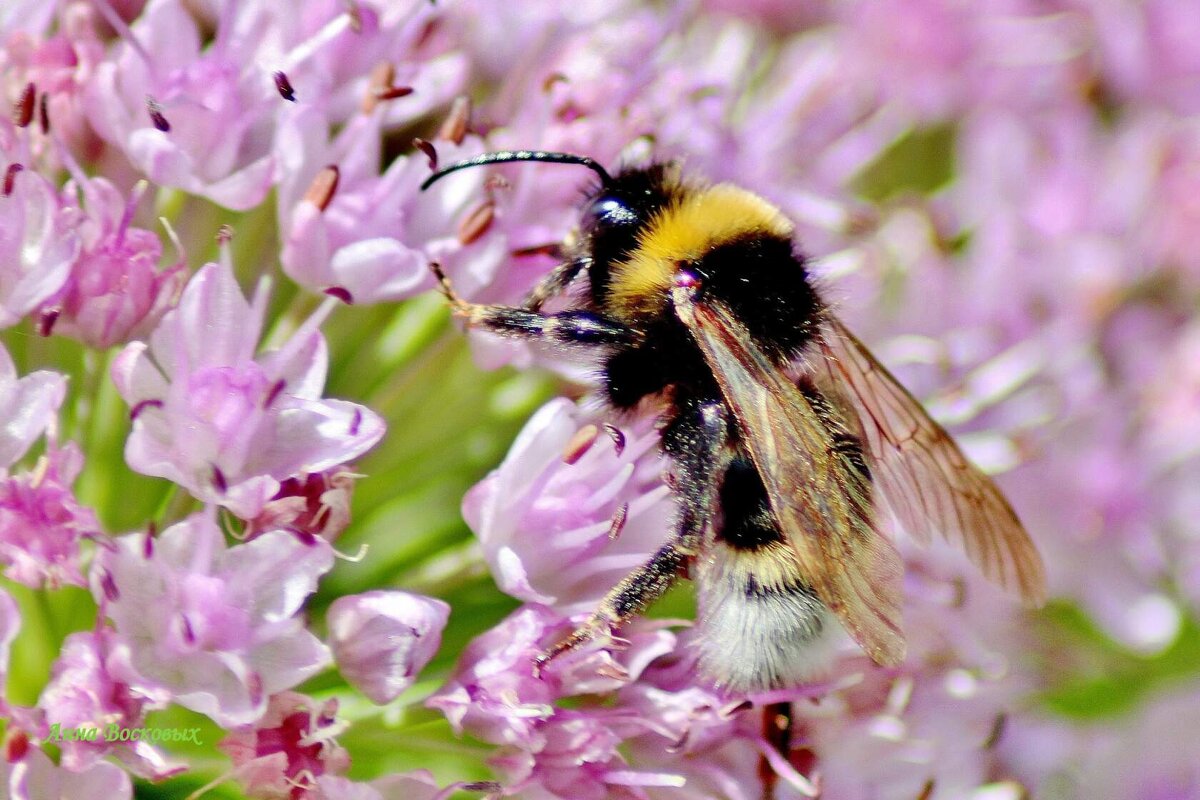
left=1085, top=0, right=1200, bottom=114
left=1, top=4, right=107, bottom=163
left=427, top=605, right=674, bottom=751
left=426, top=605, right=565, bottom=749
left=327, top=590, right=450, bottom=705
left=42, top=176, right=184, bottom=349
left=6, top=745, right=132, bottom=800
left=463, top=398, right=672, bottom=615
left=239, top=0, right=466, bottom=127
left=110, top=251, right=385, bottom=519
left=615, top=635, right=821, bottom=800
left=488, top=715, right=639, bottom=800
left=277, top=109, right=489, bottom=305
left=428, top=604, right=689, bottom=797
left=245, top=468, right=358, bottom=543
left=92, top=513, right=334, bottom=727
left=37, top=629, right=181, bottom=780
left=0, top=342, right=95, bottom=590
left=219, top=691, right=350, bottom=800
left=0, top=443, right=100, bottom=589
left=0, top=341, right=65, bottom=470
left=83, top=0, right=279, bottom=210
left=1002, top=683, right=1200, bottom=799
left=0, top=128, right=78, bottom=328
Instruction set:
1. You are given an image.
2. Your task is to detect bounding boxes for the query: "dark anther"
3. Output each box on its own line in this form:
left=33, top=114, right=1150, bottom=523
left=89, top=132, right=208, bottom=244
left=274, top=70, right=296, bottom=102
left=212, top=464, right=228, bottom=493
left=100, top=570, right=120, bottom=601
left=13, top=82, right=34, bottom=127
left=36, top=308, right=59, bottom=337
left=265, top=379, right=287, bottom=408
left=413, top=138, right=438, bottom=171
left=180, top=614, right=196, bottom=644
left=3, top=163, right=22, bottom=196
left=607, top=502, right=629, bottom=540
left=603, top=423, right=626, bottom=456
left=146, top=96, right=170, bottom=132
left=324, top=286, right=353, bottom=304
left=375, top=85, right=414, bottom=101
left=5, top=730, right=30, bottom=763
left=512, top=242, right=561, bottom=258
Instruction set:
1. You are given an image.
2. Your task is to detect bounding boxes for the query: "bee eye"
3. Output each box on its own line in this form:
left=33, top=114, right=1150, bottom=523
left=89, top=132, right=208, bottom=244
left=583, top=197, right=638, bottom=233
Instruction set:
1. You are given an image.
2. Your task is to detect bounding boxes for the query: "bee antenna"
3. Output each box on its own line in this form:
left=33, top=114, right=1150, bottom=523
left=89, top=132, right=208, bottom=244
left=419, top=150, right=612, bottom=191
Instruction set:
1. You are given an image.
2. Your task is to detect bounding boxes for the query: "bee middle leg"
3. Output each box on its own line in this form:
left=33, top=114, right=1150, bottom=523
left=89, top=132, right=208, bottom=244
left=535, top=398, right=732, bottom=672
left=430, top=261, right=633, bottom=346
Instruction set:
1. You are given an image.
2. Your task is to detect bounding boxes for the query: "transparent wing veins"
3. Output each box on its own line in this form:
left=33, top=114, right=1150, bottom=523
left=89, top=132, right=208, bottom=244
left=815, top=317, right=1047, bottom=605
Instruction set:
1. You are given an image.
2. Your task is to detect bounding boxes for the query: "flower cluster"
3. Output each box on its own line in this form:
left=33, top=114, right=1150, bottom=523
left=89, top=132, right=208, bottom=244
left=2, top=0, right=1199, bottom=799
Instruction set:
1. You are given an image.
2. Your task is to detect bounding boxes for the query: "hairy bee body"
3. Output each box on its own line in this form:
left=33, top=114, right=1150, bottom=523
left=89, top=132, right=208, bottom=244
left=423, top=151, right=1045, bottom=693
left=568, top=167, right=849, bottom=688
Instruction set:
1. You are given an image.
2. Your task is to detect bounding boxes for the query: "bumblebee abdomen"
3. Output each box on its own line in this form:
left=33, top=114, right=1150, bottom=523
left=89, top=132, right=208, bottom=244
left=695, top=541, right=841, bottom=691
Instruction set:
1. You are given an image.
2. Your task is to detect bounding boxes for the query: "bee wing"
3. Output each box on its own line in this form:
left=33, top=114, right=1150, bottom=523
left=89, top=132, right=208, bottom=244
left=675, top=292, right=906, bottom=667
left=814, top=316, right=1047, bottom=605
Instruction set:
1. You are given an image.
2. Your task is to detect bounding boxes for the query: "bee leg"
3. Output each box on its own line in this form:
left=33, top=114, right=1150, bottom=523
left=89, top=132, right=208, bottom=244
left=430, top=261, right=632, bottom=346
left=518, top=255, right=587, bottom=311
left=534, top=540, right=693, bottom=675
left=534, top=398, right=731, bottom=675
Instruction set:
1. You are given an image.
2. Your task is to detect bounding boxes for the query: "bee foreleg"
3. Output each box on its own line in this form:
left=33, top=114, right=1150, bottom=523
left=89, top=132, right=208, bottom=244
left=429, top=261, right=632, bottom=346
left=519, top=256, right=587, bottom=311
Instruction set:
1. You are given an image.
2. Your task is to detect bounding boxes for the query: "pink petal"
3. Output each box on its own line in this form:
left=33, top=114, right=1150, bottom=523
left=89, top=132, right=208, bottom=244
left=0, top=363, right=66, bottom=469
left=151, top=262, right=260, bottom=376
left=110, top=341, right=168, bottom=404
left=249, top=622, right=333, bottom=695
left=221, top=531, right=335, bottom=621
left=252, top=399, right=385, bottom=478
left=328, top=591, right=450, bottom=704
left=328, top=238, right=428, bottom=305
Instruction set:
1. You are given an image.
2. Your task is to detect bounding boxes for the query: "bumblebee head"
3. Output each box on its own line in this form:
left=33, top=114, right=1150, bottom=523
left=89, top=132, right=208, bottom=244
left=579, top=163, right=682, bottom=269
left=422, top=150, right=692, bottom=309
left=421, top=150, right=680, bottom=263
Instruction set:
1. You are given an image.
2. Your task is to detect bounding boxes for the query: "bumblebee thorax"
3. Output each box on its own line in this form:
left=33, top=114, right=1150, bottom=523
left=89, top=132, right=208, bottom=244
left=605, top=184, right=794, bottom=322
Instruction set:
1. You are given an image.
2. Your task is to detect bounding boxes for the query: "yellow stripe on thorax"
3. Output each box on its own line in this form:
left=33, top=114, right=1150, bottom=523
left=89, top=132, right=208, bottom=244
left=608, top=184, right=793, bottom=319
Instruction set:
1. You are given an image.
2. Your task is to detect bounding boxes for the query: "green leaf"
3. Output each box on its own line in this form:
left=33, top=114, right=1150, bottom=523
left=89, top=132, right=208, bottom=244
left=852, top=124, right=957, bottom=203
left=1034, top=599, right=1200, bottom=720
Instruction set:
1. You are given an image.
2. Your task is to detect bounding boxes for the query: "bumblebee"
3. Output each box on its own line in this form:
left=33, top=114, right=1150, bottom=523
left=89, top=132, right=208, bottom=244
left=421, top=151, right=1046, bottom=691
